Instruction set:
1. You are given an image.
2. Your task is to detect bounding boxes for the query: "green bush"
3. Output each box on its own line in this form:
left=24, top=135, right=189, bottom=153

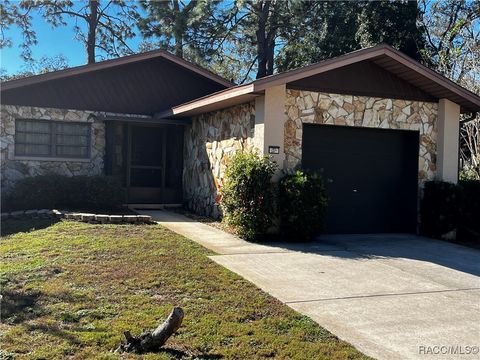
left=62, top=175, right=89, bottom=208
left=420, top=181, right=459, bottom=238
left=85, top=176, right=125, bottom=209
left=221, top=152, right=277, bottom=241
left=457, top=180, right=480, bottom=241
left=279, top=170, right=328, bottom=241
left=420, top=180, right=480, bottom=244
left=2, top=174, right=63, bottom=211
left=3, top=175, right=125, bottom=211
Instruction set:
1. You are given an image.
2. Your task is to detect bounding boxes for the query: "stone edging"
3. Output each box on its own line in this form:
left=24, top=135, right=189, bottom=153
left=1, top=209, right=153, bottom=224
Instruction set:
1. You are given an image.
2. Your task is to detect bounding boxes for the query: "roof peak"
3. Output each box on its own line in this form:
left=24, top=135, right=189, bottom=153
left=1, top=49, right=233, bottom=90
left=160, top=44, right=480, bottom=117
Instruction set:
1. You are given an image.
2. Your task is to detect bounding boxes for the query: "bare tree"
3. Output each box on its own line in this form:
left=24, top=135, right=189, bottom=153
left=419, top=0, right=480, bottom=179
left=460, top=119, right=480, bottom=180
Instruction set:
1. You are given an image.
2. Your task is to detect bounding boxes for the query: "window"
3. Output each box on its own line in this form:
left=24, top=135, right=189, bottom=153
left=15, top=119, right=91, bottom=159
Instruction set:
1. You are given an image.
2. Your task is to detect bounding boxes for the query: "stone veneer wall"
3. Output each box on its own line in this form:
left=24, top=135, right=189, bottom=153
left=284, top=90, right=438, bottom=182
left=1, top=104, right=105, bottom=191
left=183, top=102, right=256, bottom=218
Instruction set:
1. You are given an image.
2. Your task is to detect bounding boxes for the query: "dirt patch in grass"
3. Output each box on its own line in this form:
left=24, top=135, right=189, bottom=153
left=1, top=220, right=370, bottom=359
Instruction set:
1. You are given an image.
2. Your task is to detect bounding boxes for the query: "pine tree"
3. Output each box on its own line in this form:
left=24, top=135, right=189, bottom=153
left=0, top=0, right=138, bottom=64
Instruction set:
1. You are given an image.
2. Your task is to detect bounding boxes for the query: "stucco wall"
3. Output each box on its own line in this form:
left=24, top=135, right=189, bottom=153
left=284, top=90, right=438, bottom=182
left=183, top=102, right=256, bottom=218
left=1, top=105, right=105, bottom=191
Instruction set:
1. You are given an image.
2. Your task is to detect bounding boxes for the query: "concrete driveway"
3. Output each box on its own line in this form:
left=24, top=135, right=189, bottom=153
left=141, top=210, right=480, bottom=360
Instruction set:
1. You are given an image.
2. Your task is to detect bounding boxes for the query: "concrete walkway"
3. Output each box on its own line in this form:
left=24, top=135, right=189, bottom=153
left=139, top=210, right=480, bottom=360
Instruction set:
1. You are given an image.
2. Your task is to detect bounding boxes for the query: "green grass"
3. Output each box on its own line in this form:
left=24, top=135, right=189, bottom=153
left=0, top=220, right=369, bottom=359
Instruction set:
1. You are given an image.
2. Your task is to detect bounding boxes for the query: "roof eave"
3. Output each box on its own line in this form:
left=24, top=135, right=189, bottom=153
left=1, top=50, right=233, bottom=91
left=382, top=48, right=480, bottom=111
left=253, top=46, right=388, bottom=92
left=155, top=83, right=256, bottom=118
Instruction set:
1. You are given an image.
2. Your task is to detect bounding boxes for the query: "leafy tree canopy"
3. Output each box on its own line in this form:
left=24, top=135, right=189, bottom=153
left=276, top=0, right=426, bottom=72
left=0, top=54, right=68, bottom=81
left=1, top=0, right=478, bottom=86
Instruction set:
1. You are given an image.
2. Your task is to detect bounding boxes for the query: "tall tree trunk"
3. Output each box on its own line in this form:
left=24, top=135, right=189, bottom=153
left=255, top=0, right=270, bottom=79
left=265, top=29, right=275, bottom=76
left=172, top=0, right=183, bottom=58
left=86, top=0, right=99, bottom=64
left=255, top=0, right=278, bottom=78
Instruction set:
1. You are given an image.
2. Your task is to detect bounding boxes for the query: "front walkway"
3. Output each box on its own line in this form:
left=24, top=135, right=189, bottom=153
left=139, top=210, right=480, bottom=360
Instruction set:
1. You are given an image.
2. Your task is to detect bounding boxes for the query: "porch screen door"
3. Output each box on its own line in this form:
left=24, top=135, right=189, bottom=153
left=128, top=126, right=165, bottom=203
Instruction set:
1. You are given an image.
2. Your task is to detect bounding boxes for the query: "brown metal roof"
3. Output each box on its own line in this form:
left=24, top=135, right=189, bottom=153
left=160, top=44, right=480, bottom=117
left=288, top=61, right=436, bottom=102
left=0, top=49, right=232, bottom=115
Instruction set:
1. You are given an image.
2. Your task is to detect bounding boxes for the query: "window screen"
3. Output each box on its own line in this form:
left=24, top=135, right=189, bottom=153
left=15, top=119, right=91, bottom=159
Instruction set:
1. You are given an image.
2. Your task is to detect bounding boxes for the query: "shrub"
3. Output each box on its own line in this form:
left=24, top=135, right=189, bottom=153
left=2, top=174, right=64, bottom=211
left=420, top=180, right=480, bottom=244
left=420, top=181, right=459, bottom=238
left=221, top=152, right=277, bottom=241
left=458, top=180, right=480, bottom=241
left=85, top=176, right=125, bottom=209
left=2, top=174, right=125, bottom=211
left=62, top=175, right=89, bottom=208
left=278, top=170, right=328, bottom=241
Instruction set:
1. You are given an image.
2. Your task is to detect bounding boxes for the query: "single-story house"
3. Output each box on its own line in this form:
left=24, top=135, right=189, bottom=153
left=2, top=44, right=480, bottom=233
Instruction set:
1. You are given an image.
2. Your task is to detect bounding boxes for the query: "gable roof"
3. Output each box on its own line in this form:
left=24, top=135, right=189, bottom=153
left=1, top=49, right=233, bottom=115
left=158, top=44, right=480, bottom=118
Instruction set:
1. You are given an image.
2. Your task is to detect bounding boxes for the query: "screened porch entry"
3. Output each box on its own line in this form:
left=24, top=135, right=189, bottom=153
left=105, top=121, right=184, bottom=204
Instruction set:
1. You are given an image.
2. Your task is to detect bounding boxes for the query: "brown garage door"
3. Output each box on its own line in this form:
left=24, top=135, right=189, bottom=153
left=302, top=124, right=419, bottom=233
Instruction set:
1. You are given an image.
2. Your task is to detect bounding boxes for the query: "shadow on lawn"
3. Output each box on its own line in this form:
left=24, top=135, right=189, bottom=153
left=1, top=288, right=222, bottom=359
left=26, top=323, right=82, bottom=345
left=1, top=266, right=83, bottom=325
left=1, top=218, right=59, bottom=237
left=1, top=289, right=43, bottom=324
left=1, top=285, right=84, bottom=325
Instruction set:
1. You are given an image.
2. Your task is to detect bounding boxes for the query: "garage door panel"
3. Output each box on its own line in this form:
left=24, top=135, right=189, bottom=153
left=302, top=124, right=419, bottom=234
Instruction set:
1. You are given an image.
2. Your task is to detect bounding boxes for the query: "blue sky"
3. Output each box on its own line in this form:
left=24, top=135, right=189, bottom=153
left=2, top=18, right=85, bottom=73
left=0, top=7, right=143, bottom=75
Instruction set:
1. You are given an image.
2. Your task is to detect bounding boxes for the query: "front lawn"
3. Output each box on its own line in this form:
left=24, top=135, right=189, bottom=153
left=0, top=220, right=369, bottom=359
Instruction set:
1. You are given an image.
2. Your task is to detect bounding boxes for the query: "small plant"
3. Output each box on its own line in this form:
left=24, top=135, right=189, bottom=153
left=60, top=311, right=80, bottom=323
left=278, top=170, right=328, bottom=241
left=221, top=152, right=277, bottom=241
left=459, top=166, right=480, bottom=181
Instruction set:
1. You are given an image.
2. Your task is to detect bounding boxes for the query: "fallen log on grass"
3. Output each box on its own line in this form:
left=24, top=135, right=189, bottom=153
left=116, top=307, right=184, bottom=353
